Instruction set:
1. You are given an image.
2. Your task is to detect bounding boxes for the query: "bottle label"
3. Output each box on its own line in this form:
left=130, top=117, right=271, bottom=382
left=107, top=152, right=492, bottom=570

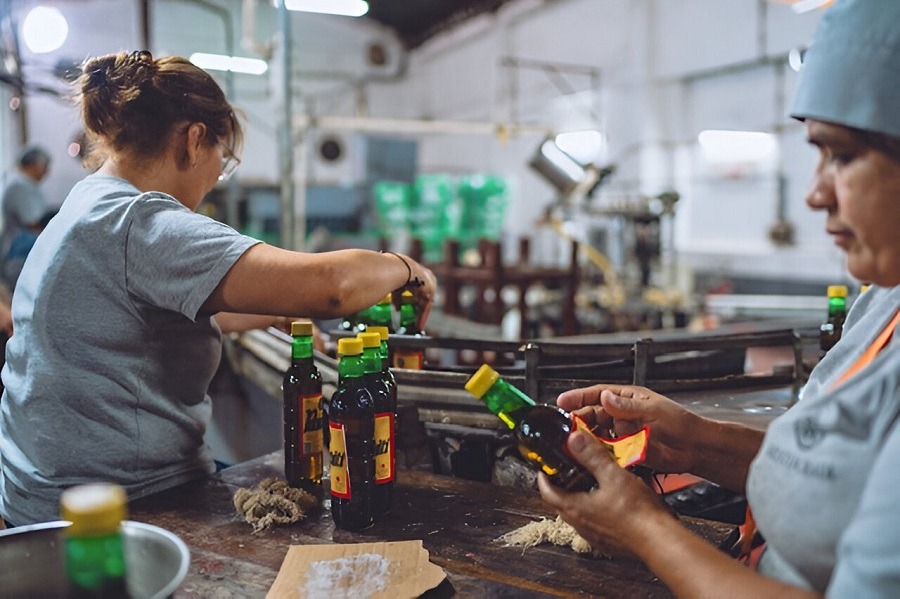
left=328, top=422, right=350, bottom=499
left=299, top=394, right=324, bottom=456
left=392, top=350, right=423, bottom=370
left=374, top=412, right=395, bottom=483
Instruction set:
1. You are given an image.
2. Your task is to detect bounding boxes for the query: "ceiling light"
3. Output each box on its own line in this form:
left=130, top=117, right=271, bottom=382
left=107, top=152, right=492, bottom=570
left=273, top=0, right=369, bottom=17
left=190, top=53, right=268, bottom=75
left=790, top=0, right=833, bottom=14
left=22, top=6, right=68, bottom=54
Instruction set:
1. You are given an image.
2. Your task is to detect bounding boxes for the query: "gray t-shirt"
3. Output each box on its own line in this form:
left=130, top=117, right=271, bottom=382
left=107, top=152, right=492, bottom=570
left=0, top=171, right=47, bottom=259
left=0, top=173, right=259, bottom=524
left=747, top=285, right=900, bottom=595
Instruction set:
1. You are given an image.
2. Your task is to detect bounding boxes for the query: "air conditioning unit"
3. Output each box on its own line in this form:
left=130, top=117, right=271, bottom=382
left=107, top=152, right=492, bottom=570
left=308, top=132, right=366, bottom=187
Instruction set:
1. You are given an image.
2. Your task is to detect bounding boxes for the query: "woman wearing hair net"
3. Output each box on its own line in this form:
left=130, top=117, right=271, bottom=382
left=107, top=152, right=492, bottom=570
left=539, top=0, right=900, bottom=596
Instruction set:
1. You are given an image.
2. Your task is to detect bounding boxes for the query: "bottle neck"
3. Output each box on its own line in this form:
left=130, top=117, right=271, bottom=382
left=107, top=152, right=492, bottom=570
left=400, top=304, right=416, bottom=329
left=479, top=379, right=536, bottom=429
left=291, top=335, right=314, bottom=361
left=827, top=296, right=847, bottom=317
left=379, top=341, right=390, bottom=370
left=361, top=347, right=381, bottom=374
left=338, top=354, right=366, bottom=380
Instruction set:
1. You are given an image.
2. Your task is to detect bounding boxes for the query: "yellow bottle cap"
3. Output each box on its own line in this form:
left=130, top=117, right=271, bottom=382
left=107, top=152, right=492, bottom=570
left=402, top=290, right=414, bottom=300
left=465, top=364, right=500, bottom=399
left=860, top=284, right=871, bottom=293
left=378, top=294, right=392, bottom=305
left=291, top=321, right=313, bottom=336
left=367, top=326, right=390, bottom=341
left=60, top=483, right=127, bottom=537
left=358, top=332, right=382, bottom=349
left=337, top=337, right=363, bottom=356
left=827, top=285, right=848, bottom=298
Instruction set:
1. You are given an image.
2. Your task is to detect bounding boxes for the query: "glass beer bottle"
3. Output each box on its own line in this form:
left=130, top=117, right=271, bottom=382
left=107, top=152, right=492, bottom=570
left=283, top=320, right=324, bottom=501
left=359, top=331, right=396, bottom=515
left=819, top=285, right=848, bottom=352
left=465, top=364, right=595, bottom=492
left=60, top=483, right=130, bottom=598
left=392, top=291, right=425, bottom=370
left=329, top=338, right=376, bottom=531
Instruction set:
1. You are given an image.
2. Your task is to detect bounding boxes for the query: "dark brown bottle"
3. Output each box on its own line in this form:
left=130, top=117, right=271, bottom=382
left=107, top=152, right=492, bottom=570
left=329, top=338, right=376, bottom=531
left=283, top=321, right=324, bottom=501
left=465, top=364, right=595, bottom=492
left=819, top=285, right=848, bottom=353
left=359, top=332, right=395, bottom=515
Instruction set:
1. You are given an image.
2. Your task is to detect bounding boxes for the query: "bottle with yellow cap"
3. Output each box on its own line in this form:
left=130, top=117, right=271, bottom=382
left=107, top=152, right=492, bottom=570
left=329, top=337, right=375, bottom=531
left=60, top=483, right=129, bottom=598
left=465, top=365, right=595, bottom=492
left=819, top=285, right=848, bottom=353
left=283, top=320, right=324, bottom=501
left=392, top=290, right=426, bottom=370
left=359, top=331, right=396, bottom=515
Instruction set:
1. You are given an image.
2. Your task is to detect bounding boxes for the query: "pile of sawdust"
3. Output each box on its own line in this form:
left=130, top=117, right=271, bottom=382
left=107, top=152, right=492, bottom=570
left=233, top=477, right=319, bottom=532
left=497, top=515, right=606, bottom=557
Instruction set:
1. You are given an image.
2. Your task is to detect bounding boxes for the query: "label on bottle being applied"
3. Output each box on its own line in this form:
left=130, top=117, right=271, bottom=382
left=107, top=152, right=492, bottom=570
left=299, top=394, right=324, bottom=456
left=329, top=422, right=350, bottom=499
left=392, top=351, right=423, bottom=370
left=374, top=412, right=395, bottom=483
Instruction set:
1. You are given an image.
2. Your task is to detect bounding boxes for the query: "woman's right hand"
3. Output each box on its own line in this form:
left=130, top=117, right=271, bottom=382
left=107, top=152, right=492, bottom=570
left=392, top=256, right=436, bottom=331
left=557, top=384, right=703, bottom=475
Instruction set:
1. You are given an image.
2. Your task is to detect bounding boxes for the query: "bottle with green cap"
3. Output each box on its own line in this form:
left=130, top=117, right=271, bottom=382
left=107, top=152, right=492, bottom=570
left=820, top=285, right=848, bottom=352
left=283, top=320, right=324, bottom=501
left=354, top=294, right=394, bottom=333
left=329, top=337, right=375, bottom=531
left=392, top=291, right=426, bottom=370
left=60, top=483, right=130, bottom=598
left=359, top=331, right=396, bottom=515
left=465, top=364, right=595, bottom=492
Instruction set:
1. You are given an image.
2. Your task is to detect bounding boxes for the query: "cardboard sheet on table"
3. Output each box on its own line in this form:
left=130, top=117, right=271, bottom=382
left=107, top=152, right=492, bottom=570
left=267, top=539, right=446, bottom=598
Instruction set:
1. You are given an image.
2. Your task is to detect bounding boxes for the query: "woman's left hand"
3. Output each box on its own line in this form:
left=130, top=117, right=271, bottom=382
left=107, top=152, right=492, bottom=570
left=538, top=430, right=672, bottom=551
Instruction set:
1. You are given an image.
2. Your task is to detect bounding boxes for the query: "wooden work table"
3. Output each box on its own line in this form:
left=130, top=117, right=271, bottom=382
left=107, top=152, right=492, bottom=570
left=129, top=451, right=736, bottom=598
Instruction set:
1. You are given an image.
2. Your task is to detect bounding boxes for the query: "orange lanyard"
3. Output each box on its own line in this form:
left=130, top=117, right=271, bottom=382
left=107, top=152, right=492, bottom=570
left=834, top=309, right=900, bottom=387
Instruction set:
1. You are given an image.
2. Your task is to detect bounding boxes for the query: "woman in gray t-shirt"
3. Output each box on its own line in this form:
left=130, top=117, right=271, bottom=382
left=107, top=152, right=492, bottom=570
left=0, top=51, right=436, bottom=525
left=538, top=0, right=900, bottom=596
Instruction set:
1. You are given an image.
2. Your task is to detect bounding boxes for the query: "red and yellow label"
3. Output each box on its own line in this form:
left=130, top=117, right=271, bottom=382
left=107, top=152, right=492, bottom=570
left=571, top=414, right=649, bottom=468
left=374, top=412, right=395, bottom=483
left=299, top=394, right=324, bottom=456
left=328, top=422, right=350, bottom=499
left=392, top=351, right=423, bottom=370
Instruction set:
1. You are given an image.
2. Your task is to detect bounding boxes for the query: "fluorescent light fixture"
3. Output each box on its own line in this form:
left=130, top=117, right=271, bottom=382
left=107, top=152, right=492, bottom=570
left=190, top=53, right=268, bottom=75
left=791, top=0, right=833, bottom=14
left=698, top=130, right=778, bottom=165
left=554, top=130, right=606, bottom=165
left=22, top=6, right=68, bottom=54
left=273, top=0, right=369, bottom=17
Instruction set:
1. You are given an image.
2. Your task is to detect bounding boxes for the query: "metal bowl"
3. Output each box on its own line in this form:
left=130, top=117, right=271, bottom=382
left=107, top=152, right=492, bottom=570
left=0, top=520, right=190, bottom=599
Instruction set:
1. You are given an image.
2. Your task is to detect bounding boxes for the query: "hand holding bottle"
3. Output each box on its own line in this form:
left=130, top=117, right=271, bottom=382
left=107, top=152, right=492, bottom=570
left=557, top=384, right=704, bottom=475
left=538, top=430, right=674, bottom=552
left=384, top=252, right=436, bottom=331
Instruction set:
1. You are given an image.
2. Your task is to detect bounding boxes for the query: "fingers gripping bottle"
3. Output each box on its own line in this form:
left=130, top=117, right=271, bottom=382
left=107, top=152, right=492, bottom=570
left=60, top=483, right=130, bottom=598
left=359, top=331, right=396, bottom=515
left=465, top=364, right=595, bottom=492
left=393, top=291, right=425, bottom=370
left=329, top=338, right=376, bottom=530
left=283, top=321, right=324, bottom=501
